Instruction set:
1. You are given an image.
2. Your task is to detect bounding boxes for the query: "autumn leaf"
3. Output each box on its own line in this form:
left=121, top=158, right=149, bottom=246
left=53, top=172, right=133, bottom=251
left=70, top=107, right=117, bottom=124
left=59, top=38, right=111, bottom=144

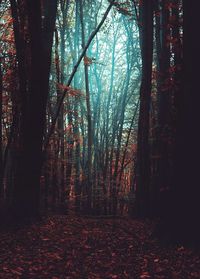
left=42, top=238, right=50, bottom=241
left=140, top=272, right=151, bottom=278
left=57, top=83, right=70, bottom=91
left=110, top=275, right=118, bottom=279
left=117, top=7, right=132, bottom=17
left=84, top=56, right=93, bottom=66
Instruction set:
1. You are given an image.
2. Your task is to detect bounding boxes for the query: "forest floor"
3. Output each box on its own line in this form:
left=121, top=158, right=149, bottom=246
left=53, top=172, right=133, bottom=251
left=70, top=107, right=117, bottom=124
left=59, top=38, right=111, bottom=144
left=0, top=215, right=200, bottom=279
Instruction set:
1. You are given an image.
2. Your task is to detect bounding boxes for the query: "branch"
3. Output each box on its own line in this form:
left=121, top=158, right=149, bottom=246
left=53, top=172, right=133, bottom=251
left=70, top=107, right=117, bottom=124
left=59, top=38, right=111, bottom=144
left=119, top=99, right=139, bottom=177
left=132, top=0, right=140, bottom=27
left=43, top=1, right=114, bottom=151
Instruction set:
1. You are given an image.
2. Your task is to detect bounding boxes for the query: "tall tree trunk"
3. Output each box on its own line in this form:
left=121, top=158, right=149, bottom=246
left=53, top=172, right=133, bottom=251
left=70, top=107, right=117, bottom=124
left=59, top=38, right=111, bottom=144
left=10, top=0, right=57, bottom=218
left=135, top=0, right=153, bottom=217
left=55, top=27, right=66, bottom=211
left=74, top=0, right=81, bottom=213
left=0, top=59, right=3, bottom=199
left=158, top=0, right=171, bottom=214
left=79, top=0, right=92, bottom=213
left=152, top=0, right=171, bottom=217
left=167, top=0, right=200, bottom=244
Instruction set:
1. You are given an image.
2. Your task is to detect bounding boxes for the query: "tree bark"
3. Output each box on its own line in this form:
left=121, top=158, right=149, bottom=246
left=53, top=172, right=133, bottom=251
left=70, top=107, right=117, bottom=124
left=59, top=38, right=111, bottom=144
left=79, top=0, right=92, bottom=213
left=0, top=59, right=3, bottom=198
left=135, top=0, right=153, bottom=217
left=168, top=0, right=200, bottom=244
left=10, top=0, right=57, bottom=218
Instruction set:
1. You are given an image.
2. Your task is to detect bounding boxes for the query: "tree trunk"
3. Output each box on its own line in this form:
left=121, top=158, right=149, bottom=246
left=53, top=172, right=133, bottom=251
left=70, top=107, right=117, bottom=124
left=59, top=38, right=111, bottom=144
left=0, top=59, right=3, bottom=198
left=135, top=0, right=153, bottom=217
left=167, top=0, right=200, bottom=245
left=79, top=0, right=92, bottom=213
left=10, top=0, right=57, bottom=218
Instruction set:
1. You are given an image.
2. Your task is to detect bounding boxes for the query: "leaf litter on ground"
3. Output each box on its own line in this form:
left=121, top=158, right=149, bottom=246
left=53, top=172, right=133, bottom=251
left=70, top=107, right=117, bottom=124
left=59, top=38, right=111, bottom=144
left=0, top=215, right=199, bottom=278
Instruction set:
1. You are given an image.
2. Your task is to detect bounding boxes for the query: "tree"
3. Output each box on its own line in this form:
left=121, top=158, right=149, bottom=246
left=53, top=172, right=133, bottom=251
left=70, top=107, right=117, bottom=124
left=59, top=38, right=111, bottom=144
left=135, top=0, right=153, bottom=217
left=10, top=0, right=57, bottom=218
left=0, top=59, right=2, bottom=198
left=166, top=0, right=200, bottom=244
left=79, top=0, right=93, bottom=212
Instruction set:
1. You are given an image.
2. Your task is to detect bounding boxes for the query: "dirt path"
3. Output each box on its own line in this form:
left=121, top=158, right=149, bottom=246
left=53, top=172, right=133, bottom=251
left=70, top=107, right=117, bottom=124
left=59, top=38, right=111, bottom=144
left=0, top=216, right=199, bottom=278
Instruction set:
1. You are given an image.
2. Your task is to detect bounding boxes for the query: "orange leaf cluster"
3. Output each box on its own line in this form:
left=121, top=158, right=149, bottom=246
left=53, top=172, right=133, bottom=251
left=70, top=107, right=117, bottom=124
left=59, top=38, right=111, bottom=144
left=57, top=83, right=83, bottom=97
left=83, top=56, right=93, bottom=66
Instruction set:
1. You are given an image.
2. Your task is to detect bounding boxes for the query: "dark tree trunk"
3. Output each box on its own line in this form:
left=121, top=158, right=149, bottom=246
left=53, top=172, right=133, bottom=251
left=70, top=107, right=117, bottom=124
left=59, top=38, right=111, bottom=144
left=0, top=60, right=3, bottom=198
left=167, top=1, right=200, bottom=245
left=153, top=0, right=171, bottom=217
left=10, top=0, right=57, bottom=219
left=135, top=1, right=153, bottom=217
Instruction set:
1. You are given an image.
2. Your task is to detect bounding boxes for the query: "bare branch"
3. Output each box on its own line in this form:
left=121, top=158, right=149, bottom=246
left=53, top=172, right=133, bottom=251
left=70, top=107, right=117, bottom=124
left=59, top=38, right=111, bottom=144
left=43, top=1, right=114, bottom=151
